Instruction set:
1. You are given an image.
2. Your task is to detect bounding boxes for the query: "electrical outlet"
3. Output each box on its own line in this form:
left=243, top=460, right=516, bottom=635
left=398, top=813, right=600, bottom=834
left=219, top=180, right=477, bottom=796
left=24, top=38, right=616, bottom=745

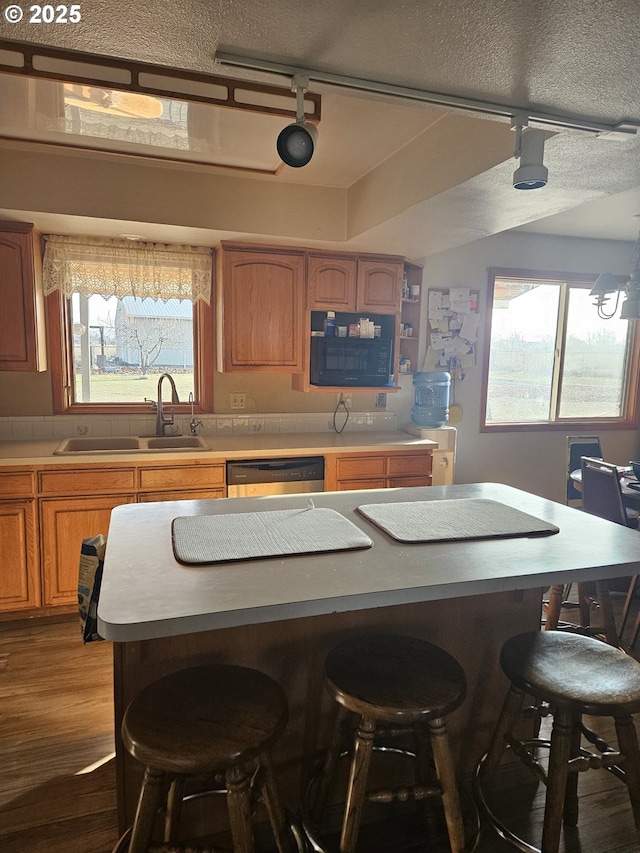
left=340, top=393, right=353, bottom=409
left=375, top=393, right=387, bottom=408
left=230, top=392, right=246, bottom=410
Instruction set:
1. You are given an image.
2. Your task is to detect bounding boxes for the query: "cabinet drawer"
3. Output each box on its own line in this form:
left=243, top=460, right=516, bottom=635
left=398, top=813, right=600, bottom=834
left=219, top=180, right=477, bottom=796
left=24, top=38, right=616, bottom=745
left=39, top=468, right=136, bottom=495
left=0, top=470, right=35, bottom=498
left=336, top=456, right=386, bottom=480
left=387, top=476, right=432, bottom=488
left=138, top=488, right=226, bottom=502
left=387, top=453, right=432, bottom=477
left=138, top=464, right=225, bottom=491
left=336, top=479, right=386, bottom=491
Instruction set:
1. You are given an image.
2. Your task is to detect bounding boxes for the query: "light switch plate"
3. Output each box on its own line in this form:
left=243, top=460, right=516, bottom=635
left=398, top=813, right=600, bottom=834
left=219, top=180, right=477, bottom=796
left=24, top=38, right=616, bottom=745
left=230, top=392, right=246, bottom=410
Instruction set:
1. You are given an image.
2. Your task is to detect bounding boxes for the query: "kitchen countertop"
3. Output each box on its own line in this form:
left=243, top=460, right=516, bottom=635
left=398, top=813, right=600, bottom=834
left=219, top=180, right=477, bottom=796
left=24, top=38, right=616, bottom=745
left=0, top=430, right=437, bottom=466
left=97, top=482, right=640, bottom=642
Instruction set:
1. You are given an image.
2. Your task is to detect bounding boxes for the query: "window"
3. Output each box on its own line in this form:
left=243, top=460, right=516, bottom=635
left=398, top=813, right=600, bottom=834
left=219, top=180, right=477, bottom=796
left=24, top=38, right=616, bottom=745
left=481, top=269, right=639, bottom=431
left=44, top=236, right=214, bottom=414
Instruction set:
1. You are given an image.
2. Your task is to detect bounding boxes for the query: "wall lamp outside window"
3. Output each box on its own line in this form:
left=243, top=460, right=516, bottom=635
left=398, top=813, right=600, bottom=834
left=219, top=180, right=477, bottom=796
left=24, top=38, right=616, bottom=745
left=590, top=228, right=640, bottom=321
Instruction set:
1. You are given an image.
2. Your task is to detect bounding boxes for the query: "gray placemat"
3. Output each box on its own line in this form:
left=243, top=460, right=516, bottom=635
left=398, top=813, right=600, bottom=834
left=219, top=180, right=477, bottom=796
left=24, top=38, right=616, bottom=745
left=356, top=498, right=559, bottom=543
left=172, top=506, right=373, bottom=565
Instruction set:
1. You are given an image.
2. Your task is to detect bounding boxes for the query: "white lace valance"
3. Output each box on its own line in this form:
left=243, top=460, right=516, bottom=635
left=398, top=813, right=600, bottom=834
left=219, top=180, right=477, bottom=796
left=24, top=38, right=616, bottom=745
left=42, top=235, right=212, bottom=304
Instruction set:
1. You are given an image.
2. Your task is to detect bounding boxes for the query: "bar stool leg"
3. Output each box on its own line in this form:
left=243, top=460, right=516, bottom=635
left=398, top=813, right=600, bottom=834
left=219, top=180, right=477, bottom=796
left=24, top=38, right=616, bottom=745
left=340, top=716, right=376, bottom=853
left=594, top=581, right=619, bottom=646
left=259, top=752, right=294, bottom=853
left=541, top=707, right=573, bottom=853
left=129, top=767, right=166, bottom=853
left=413, top=721, right=439, bottom=834
left=428, top=716, right=466, bottom=853
left=226, top=764, right=254, bottom=853
left=312, top=703, right=348, bottom=824
left=563, top=715, right=582, bottom=826
left=545, top=585, right=564, bottom=630
left=165, top=775, right=184, bottom=843
left=615, top=714, right=640, bottom=830
left=483, top=685, right=525, bottom=772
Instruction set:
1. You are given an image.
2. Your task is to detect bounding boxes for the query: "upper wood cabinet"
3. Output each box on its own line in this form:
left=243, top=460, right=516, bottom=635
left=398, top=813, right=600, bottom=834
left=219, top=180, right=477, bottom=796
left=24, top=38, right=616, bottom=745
left=217, top=244, right=305, bottom=372
left=356, top=258, right=402, bottom=313
left=307, top=255, right=357, bottom=309
left=0, top=222, right=47, bottom=371
left=307, top=253, right=402, bottom=314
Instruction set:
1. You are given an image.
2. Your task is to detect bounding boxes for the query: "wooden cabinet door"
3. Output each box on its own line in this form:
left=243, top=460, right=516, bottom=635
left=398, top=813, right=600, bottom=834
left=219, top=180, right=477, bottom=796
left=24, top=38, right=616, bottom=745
left=0, top=223, right=46, bottom=371
left=40, top=494, right=135, bottom=606
left=356, top=259, right=402, bottom=314
left=0, top=500, right=39, bottom=611
left=219, top=248, right=304, bottom=371
left=307, top=255, right=357, bottom=309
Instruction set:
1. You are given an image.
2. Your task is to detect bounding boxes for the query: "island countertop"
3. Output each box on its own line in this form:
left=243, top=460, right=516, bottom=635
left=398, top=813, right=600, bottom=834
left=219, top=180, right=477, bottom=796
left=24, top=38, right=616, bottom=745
left=97, top=481, right=640, bottom=642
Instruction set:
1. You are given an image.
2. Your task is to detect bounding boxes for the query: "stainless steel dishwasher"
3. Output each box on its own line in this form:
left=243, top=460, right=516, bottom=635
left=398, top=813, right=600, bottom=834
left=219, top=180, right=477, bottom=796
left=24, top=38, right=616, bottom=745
left=226, top=457, right=324, bottom=497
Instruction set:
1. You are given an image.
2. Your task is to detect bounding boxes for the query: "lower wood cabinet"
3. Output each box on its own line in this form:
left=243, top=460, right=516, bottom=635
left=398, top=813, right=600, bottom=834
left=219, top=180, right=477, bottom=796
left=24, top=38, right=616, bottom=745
left=0, top=500, right=39, bottom=611
left=0, top=460, right=228, bottom=616
left=40, top=494, right=136, bottom=607
left=325, top=449, right=433, bottom=491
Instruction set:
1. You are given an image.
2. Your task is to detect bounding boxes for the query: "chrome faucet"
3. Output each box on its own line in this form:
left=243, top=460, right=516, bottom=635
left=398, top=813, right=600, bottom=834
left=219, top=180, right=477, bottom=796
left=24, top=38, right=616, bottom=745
left=188, top=392, right=203, bottom=436
left=156, top=373, right=180, bottom=436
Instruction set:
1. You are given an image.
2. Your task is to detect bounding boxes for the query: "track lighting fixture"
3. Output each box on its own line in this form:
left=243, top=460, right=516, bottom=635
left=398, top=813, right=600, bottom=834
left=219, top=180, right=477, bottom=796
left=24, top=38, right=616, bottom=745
left=276, top=75, right=318, bottom=168
left=511, top=116, right=548, bottom=190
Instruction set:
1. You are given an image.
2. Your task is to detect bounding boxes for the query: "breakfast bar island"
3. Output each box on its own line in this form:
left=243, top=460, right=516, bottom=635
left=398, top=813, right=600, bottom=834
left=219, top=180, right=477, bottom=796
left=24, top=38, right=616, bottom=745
left=97, top=482, right=640, bottom=837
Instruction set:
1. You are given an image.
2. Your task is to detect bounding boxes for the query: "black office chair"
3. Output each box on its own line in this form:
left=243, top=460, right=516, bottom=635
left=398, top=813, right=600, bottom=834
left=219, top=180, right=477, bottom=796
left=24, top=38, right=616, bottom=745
left=566, top=434, right=602, bottom=505
left=581, top=457, right=638, bottom=648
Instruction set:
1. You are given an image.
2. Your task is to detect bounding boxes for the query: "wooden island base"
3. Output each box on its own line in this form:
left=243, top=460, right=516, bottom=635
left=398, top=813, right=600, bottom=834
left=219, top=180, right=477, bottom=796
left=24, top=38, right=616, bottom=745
left=113, top=587, right=542, bottom=836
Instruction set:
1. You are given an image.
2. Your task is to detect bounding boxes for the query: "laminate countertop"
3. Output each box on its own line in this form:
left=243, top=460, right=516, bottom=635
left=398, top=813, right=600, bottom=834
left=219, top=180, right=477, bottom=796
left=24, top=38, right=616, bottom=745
left=0, top=430, right=437, bottom=466
left=97, top=482, right=640, bottom=642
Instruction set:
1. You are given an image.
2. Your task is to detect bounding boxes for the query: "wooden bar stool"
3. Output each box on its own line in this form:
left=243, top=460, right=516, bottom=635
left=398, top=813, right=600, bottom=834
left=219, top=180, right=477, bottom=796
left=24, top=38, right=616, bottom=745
left=115, top=664, right=294, bottom=853
left=475, top=631, right=640, bottom=853
left=308, top=633, right=468, bottom=853
left=544, top=580, right=619, bottom=646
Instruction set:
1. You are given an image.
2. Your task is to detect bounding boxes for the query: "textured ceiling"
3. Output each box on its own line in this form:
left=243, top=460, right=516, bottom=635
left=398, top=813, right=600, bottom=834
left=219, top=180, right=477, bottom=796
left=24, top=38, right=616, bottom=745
left=1, top=0, right=639, bottom=248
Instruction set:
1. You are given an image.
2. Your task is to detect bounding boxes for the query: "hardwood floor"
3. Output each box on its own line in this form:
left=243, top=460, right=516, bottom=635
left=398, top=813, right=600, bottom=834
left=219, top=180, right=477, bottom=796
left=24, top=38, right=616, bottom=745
left=0, top=593, right=638, bottom=853
left=0, top=616, right=116, bottom=853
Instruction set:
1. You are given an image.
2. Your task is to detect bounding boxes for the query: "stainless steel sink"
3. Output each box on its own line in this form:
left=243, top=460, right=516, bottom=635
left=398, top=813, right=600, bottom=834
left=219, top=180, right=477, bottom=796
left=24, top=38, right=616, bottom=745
left=54, top=435, right=210, bottom=454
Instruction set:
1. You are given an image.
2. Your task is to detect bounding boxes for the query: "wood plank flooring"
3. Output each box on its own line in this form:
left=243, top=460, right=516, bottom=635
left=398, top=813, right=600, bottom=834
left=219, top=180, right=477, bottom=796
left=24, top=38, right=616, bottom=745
left=0, top=593, right=638, bottom=853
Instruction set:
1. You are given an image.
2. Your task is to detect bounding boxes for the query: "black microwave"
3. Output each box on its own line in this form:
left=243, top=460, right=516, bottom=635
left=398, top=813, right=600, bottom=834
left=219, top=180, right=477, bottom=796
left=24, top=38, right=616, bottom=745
left=310, top=336, right=393, bottom=386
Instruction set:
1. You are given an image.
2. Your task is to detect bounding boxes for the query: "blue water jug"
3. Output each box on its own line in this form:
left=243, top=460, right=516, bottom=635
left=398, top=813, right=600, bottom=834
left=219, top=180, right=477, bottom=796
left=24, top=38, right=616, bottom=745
left=411, top=372, right=451, bottom=428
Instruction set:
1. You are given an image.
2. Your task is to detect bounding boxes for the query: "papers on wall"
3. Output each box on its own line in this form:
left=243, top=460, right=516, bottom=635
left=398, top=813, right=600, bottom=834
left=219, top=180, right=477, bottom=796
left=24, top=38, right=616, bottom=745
left=425, top=288, right=480, bottom=377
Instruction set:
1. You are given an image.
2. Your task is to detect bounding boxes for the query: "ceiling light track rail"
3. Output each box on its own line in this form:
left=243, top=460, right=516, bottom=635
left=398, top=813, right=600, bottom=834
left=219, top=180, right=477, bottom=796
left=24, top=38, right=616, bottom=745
left=0, top=39, right=321, bottom=121
left=215, top=52, right=637, bottom=138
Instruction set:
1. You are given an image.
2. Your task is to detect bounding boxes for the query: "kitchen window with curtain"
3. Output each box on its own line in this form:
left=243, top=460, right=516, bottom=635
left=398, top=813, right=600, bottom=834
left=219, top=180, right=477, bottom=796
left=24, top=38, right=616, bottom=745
left=43, top=235, right=214, bottom=413
left=481, top=268, right=640, bottom=431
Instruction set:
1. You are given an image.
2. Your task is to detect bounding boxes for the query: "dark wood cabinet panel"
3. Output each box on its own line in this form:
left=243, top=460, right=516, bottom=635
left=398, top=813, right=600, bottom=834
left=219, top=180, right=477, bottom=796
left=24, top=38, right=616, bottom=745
left=0, top=222, right=46, bottom=371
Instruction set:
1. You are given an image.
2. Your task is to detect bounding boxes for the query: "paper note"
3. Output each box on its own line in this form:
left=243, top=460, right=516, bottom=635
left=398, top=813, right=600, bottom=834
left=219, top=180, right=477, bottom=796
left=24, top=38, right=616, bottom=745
left=460, top=313, right=480, bottom=342
left=449, top=287, right=470, bottom=303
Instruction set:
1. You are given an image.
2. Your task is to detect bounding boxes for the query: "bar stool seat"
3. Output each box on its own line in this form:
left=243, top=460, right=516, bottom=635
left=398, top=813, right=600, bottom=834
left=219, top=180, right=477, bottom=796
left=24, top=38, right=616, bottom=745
left=115, top=664, right=294, bottom=853
left=307, top=634, right=469, bottom=853
left=475, top=631, right=640, bottom=853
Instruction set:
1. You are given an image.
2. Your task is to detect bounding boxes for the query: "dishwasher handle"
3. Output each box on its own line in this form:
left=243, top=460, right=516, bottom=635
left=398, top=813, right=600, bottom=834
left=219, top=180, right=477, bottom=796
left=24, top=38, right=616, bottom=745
left=226, top=456, right=324, bottom=484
